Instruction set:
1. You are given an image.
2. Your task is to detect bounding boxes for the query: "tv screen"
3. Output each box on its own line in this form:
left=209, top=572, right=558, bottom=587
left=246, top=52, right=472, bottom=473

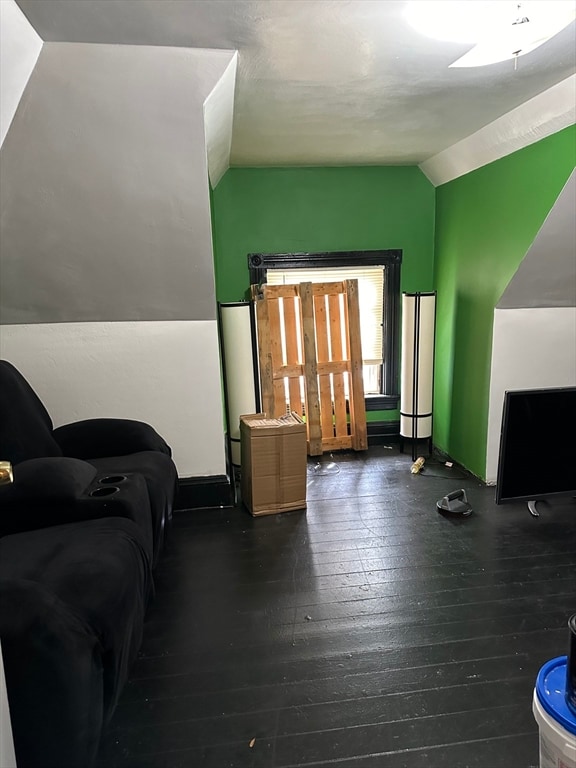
left=496, top=386, right=576, bottom=504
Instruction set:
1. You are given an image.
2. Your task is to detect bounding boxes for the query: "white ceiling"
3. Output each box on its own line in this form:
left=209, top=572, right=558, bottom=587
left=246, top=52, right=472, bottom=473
left=14, top=0, right=576, bottom=168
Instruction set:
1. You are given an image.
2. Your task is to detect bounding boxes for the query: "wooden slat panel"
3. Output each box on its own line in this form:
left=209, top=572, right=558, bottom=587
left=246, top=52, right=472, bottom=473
left=314, top=293, right=335, bottom=440
left=267, top=296, right=286, bottom=416
left=345, top=279, right=368, bottom=451
left=253, top=279, right=365, bottom=455
left=328, top=293, right=348, bottom=439
left=254, top=293, right=274, bottom=417
left=273, top=364, right=304, bottom=379
left=266, top=282, right=343, bottom=297
left=321, top=435, right=353, bottom=451
left=260, top=284, right=300, bottom=299
left=272, top=360, right=350, bottom=379
left=299, top=282, right=322, bottom=455
left=310, top=281, right=345, bottom=297
left=283, top=296, right=303, bottom=416
left=316, top=361, right=349, bottom=376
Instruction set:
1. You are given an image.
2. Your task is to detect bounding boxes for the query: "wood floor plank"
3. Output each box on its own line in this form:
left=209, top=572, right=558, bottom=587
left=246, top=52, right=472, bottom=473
left=111, top=655, right=535, bottom=728
left=96, top=446, right=576, bottom=768
left=273, top=703, right=535, bottom=765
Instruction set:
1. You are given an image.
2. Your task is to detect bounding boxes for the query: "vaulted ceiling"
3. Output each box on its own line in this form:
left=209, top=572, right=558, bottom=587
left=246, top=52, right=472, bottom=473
left=14, top=0, right=576, bottom=174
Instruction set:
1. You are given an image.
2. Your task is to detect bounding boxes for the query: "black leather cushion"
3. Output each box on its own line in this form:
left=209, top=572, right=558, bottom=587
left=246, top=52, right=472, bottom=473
left=1, top=457, right=97, bottom=502
left=0, top=462, right=154, bottom=558
left=0, top=360, right=62, bottom=463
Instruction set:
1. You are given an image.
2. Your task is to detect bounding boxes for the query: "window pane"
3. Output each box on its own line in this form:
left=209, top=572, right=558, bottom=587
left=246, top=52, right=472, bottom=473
left=267, top=266, right=384, bottom=365
left=363, top=364, right=381, bottom=395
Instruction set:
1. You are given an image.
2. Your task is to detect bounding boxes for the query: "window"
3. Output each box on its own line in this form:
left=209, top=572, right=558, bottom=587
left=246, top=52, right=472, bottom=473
left=248, top=250, right=402, bottom=409
left=266, top=265, right=384, bottom=394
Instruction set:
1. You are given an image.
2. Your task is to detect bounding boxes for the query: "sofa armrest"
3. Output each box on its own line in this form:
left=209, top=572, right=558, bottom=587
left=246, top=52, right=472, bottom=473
left=0, top=460, right=154, bottom=553
left=53, top=418, right=172, bottom=459
left=0, top=458, right=97, bottom=536
left=1, top=457, right=97, bottom=503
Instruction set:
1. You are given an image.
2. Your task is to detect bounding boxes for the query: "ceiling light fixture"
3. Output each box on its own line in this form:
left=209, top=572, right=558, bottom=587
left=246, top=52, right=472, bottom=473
left=405, top=1, right=576, bottom=68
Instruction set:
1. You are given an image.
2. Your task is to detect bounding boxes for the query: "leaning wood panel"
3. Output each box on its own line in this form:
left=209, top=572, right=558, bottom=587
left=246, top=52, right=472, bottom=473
left=283, top=295, right=304, bottom=416
left=252, top=279, right=366, bottom=456
left=328, top=292, right=348, bottom=440
left=314, top=293, right=336, bottom=440
left=344, top=279, right=368, bottom=451
left=266, top=292, right=287, bottom=416
left=253, top=289, right=275, bottom=418
left=299, top=282, right=322, bottom=455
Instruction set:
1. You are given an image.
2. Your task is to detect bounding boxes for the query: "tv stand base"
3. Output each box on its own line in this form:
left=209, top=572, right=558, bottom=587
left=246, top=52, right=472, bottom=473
left=528, top=500, right=539, bottom=518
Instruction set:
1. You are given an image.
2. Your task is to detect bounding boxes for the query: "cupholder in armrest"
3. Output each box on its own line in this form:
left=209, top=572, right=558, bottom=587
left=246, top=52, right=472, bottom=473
left=98, top=475, right=127, bottom=485
left=90, top=486, right=120, bottom=498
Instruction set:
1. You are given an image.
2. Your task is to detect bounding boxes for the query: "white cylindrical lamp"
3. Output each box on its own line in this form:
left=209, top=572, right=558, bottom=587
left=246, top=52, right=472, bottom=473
left=218, top=302, right=260, bottom=468
left=400, top=292, right=436, bottom=458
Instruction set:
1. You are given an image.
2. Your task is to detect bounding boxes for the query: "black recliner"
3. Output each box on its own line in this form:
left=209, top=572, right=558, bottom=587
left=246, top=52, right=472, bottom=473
left=0, top=359, right=177, bottom=566
left=0, top=358, right=179, bottom=768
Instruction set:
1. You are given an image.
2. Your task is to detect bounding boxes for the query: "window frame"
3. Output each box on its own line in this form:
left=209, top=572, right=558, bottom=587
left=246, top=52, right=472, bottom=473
left=248, top=249, right=402, bottom=410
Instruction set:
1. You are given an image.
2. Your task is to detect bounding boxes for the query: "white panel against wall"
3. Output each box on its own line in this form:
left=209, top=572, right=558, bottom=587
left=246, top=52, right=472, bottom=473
left=204, top=51, right=238, bottom=188
left=486, top=307, right=576, bottom=484
left=420, top=75, right=576, bottom=187
left=0, top=321, right=226, bottom=478
left=0, top=0, right=43, bottom=148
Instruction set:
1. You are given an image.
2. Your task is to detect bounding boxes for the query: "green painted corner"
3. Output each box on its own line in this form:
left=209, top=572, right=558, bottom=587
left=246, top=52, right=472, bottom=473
left=433, top=125, right=576, bottom=479
left=211, top=166, right=436, bottom=302
left=209, top=132, right=575, bottom=478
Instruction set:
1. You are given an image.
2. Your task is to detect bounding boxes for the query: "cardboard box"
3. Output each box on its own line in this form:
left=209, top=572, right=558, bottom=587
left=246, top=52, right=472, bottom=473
left=240, top=412, right=307, bottom=516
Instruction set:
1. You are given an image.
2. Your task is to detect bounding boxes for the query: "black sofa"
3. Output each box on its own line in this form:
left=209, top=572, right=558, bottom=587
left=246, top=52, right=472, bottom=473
left=0, top=359, right=178, bottom=768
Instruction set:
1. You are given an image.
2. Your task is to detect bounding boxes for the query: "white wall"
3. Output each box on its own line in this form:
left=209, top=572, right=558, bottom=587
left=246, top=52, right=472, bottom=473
left=0, top=42, right=236, bottom=479
left=0, top=43, right=233, bottom=325
left=485, top=307, right=576, bottom=483
left=0, top=321, right=226, bottom=477
left=0, top=0, right=42, bottom=148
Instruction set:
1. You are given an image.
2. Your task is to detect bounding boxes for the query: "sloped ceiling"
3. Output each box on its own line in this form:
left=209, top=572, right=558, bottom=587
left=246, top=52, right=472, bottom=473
left=0, top=0, right=41, bottom=145
left=14, top=0, right=576, bottom=175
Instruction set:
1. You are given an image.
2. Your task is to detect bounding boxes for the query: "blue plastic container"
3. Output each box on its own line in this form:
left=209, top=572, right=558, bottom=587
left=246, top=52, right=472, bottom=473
left=567, top=614, right=576, bottom=717
left=533, top=656, right=576, bottom=768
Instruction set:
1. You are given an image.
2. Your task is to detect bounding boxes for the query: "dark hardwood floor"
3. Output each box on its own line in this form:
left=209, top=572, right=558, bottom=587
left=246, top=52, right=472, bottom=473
left=96, top=446, right=576, bottom=768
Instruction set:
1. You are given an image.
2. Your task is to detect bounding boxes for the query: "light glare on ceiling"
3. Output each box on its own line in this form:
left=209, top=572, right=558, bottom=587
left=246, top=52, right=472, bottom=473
left=405, top=1, right=576, bottom=67
left=405, top=1, right=510, bottom=43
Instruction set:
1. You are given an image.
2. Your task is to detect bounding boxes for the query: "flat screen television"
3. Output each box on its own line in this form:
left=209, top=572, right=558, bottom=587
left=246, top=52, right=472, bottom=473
left=496, top=386, right=576, bottom=505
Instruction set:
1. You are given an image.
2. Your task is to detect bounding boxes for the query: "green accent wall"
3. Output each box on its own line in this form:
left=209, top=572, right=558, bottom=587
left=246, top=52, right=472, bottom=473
left=212, top=166, right=435, bottom=299
left=434, top=125, right=576, bottom=479
left=211, top=166, right=436, bottom=423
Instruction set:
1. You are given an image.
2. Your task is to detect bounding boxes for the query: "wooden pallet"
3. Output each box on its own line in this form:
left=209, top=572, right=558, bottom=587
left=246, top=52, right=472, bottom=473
left=252, top=280, right=367, bottom=456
